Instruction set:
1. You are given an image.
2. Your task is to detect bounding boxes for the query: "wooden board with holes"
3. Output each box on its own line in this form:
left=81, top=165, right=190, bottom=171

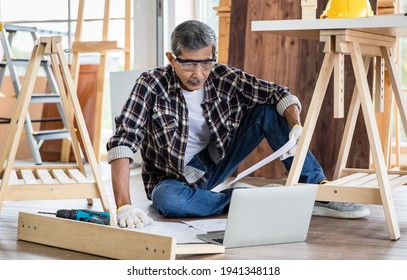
left=17, top=212, right=176, bottom=260
left=17, top=212, right=225, bottom=259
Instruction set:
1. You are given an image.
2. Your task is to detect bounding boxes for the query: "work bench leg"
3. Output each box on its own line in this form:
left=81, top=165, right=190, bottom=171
left=286, top=51, right=335, bottom=186
left=349, top=42, right=400, bottom=240
left=333, top=57, right=371, bottom=180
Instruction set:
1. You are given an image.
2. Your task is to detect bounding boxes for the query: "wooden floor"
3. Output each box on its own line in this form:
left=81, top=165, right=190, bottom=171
left=1, top=161, right=407, bottom=260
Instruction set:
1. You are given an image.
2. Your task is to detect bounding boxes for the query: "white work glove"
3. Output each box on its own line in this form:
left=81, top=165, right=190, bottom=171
left=116, top=204, right=153, bottom=229
left=280, top=124, right=303, bottom=161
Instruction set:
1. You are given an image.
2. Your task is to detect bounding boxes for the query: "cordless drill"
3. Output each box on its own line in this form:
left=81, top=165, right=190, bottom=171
left=39, top=209, right=110, bottom=225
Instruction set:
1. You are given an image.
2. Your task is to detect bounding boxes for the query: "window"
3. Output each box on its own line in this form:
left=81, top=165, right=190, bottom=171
left=0, top=0, right=129, bottom=157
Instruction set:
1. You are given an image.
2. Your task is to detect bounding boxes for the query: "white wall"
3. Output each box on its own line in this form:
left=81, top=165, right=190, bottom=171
left=133, top=0, right=158, bottom=69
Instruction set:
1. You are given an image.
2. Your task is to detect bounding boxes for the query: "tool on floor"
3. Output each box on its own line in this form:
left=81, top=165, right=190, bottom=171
left=38, top=209, right=110, bottom=225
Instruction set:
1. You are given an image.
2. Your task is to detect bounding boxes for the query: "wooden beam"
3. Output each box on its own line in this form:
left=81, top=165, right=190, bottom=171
left=17, top=212, right=225, bottom=259
left=72, top=41, right=123, bottom=53
left=301, top=0, right=317, bottom=19
left=17, top=212, right=176, bottom=260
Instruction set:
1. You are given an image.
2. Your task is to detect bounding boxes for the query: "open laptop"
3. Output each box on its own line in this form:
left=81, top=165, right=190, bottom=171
left=197, top=185, right=318, bottom=248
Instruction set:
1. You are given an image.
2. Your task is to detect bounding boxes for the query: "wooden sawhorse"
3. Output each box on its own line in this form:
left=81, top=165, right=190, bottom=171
left=0, top=36, right=113, bottom=224
left=286, top=29, right=407, bottom=240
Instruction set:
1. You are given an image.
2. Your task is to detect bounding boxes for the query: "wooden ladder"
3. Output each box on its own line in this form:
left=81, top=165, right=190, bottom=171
left=0, top=36, right=113, bottom=224
left=61, top=0, right=132, bottom=162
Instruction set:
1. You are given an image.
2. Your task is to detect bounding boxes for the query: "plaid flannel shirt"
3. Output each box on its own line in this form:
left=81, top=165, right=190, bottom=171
left=107, top=63, right=301, bottom=199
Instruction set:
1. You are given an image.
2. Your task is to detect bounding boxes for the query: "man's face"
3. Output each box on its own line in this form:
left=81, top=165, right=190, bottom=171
left=166, top=46, right=214, bottom=92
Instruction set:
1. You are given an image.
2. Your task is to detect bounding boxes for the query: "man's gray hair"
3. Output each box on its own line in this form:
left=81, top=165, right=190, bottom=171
left=171, top=20, right=217, bottom=57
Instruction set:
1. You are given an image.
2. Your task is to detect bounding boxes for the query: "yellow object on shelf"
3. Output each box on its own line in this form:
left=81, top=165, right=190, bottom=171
left=321, top=0, right=374, bottom=18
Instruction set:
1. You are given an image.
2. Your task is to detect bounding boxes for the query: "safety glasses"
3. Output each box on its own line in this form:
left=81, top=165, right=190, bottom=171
left=173, top=55, right=217, bottom=72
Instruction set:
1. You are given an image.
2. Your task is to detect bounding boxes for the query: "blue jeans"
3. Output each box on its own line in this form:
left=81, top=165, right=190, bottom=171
left=151, top=104, right=326, bottom=217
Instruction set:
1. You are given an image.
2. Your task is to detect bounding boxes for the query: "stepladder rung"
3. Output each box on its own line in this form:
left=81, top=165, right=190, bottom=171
left=2, top=23, right=37, bottom=33
left=0, top=58, right=50, bottom=68
left=30, top=94, right=61, bottom=103
left=32, top=129, right=70, bottom=141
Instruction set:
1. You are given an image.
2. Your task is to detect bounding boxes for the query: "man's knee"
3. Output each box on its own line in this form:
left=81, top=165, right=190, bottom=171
left=151, top=180, right=189, bottom=217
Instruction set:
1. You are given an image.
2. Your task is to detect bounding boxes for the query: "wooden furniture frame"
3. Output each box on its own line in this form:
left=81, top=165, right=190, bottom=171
left=0, top=36, right=113, bottom=223
left=252, top=16, right=407, bottom=240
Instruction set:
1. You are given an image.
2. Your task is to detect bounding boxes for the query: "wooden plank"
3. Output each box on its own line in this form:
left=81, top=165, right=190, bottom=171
left=51, top=169, right=74, bottom=183
left=124, top=0, right=131, bottom=70
left=345, top=174, right=378, bottom=187
left=301, top=0, right=317, bottom=7
left=49, top=38, right=85, bottom=171
left=286, top=52, right=335, bottom=185
left=55, top=41, right=112, bottom=218
left=375, top=56, right=385, bottom=113
left=228, top=0, right=248, bottom=70
left=389, top=175, right=407, bottom=189
left=72, top=41, right=122, bottom=53
left=9, top=170, right=20, bottom=184
left=20, top=170, right=38, bottom=185
left=336, top=42, right=383, bottom=56
left=17, top=212, right=175, bottom=260
left=334, top=53, right=345, bottom=118
left=329, top=173, right=369, bottom=186
left=301, top=7, right=316, bottom=20
left=4, top=184, right=100, bottom=201
left=377, top=0, right=395, bottom=8
left=0, top=170, right=22, bottom=186
left=16, top=165, right=79, bottom=170
left=333, top=58, right=371, bottom=179
left=381, top=46, right=407, bottom=150
left=342, top=168, right=407, bottom=175
left=67, top=169, right=89, bottom=183
left=339, top=39, right=394, bottom=56
left=326, top=29, right=397, bottom=44
left=349, top=41, right=400, bottom=240
left=363, top=174, right=399, bottom=187
left=35, top=169, right=57, bottom=184
left=312, top=184, right=382, bottom=205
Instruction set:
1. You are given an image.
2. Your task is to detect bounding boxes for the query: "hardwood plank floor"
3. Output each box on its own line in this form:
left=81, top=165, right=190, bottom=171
left=1, top=162, right=407, bottom=260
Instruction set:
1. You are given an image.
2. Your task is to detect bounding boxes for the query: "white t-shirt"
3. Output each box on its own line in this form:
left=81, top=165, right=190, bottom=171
left=182, top=88, right=211, bottom=164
